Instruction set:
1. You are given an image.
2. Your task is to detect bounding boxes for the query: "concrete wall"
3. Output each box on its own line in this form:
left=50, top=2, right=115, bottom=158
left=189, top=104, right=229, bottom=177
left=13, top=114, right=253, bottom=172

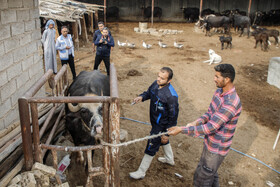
left=267, top=57, right=280, bottom=90
left=0, top=0, right=45, bottom=130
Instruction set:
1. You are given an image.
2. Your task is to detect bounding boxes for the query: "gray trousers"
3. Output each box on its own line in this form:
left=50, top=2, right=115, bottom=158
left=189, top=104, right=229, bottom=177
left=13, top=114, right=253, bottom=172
left=193, top=145, right=225, bottom=187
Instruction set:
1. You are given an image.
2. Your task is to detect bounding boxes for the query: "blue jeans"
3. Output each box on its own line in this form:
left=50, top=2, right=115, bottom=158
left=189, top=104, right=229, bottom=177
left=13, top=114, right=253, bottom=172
left=193, top=144, right=225, bottom=187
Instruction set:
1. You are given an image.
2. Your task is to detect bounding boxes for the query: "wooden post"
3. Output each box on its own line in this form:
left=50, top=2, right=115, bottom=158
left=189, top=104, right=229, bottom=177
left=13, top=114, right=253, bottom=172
left=248, top=0, right=252, bottom=16
left=104, top=0, right=106, bottom=25
left=80, top=15, right=89, bottom=43
left=94, top=10, right=99, bottom=29
left=54, top=20, right=59, bottom=40
left=71, top=20, right=79, bottom=51
left=89, top=12, right=94, bottom=34
left=199, top=0, right=203, bottom=17
left=151, top=0, right=154, bottom=27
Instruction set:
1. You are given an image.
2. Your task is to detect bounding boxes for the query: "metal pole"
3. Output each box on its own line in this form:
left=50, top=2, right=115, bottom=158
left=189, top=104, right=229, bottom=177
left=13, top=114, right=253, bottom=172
left=30, top=103, right=41, bottom=163
left=273, top=128, right=280, bottom=150
left=18, top=98, right=33, bottom=170
left=109, top=64, right=120, bottom=186
left=199, top=0, right=203, bottom=17
left=248, top=0, right=252, bottom=16
left=103, top=103, right=110, bottom=186
left=151, top=0, right=154, bottom=27
left=109, top=100, right=120, bottom=187
left=104, top=0, right=106, bottom=25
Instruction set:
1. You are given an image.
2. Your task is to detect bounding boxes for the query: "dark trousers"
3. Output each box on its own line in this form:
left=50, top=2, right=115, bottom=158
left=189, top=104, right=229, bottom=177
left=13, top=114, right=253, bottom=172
left=144, top=124, right=169, bottom=156
left=193, top=144, right=225, bottom=187
left=61, top=55, right=76, bottom=80
left=94, top=55, right=110, bottom=75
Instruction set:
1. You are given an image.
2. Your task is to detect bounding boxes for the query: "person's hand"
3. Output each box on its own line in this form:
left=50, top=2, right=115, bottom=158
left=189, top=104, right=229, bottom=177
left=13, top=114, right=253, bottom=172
left=66, top=46, right=70, bottom=49
left=161, top=135, right=169, bottom=144
left=186, top=120, right=198, bottom=127
left=99, top=39, right=103, bottom=43
left=92, top=48, right=96, bottom=52
left=186, top=123, right=194, bottom=128
left=133, top=96, right=143, bottom=104
left=104, top=40, right=107, bottom=44
left=168, top=126, right=182, bottom=136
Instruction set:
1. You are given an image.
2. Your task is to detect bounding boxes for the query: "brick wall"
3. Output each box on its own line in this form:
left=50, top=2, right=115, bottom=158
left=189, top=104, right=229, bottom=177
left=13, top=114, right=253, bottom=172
left=0, top=0, right=45, bottom=130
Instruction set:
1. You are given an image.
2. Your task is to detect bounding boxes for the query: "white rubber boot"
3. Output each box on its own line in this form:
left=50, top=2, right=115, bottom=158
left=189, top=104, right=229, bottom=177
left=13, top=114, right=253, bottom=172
left=158, top=144, right=175, bottom=166
left=129, top=154, right=154, bottom=179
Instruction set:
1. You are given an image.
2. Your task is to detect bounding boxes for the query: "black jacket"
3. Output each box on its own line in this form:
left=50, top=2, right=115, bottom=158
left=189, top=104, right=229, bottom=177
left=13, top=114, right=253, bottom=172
left=94, top=35, right=115, bottom=56
left=140, top=81, right=179, bottom=129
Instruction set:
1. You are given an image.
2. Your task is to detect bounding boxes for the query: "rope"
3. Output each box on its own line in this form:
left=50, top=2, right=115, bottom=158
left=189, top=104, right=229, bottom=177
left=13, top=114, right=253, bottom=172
left=119, top=117, right=280, bottom=175
left=101, top=131, right=168, bottom=147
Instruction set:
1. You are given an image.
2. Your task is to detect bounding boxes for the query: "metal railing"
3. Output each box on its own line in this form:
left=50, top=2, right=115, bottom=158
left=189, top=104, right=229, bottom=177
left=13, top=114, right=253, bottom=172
left=18, top=64, right=120, bottom=186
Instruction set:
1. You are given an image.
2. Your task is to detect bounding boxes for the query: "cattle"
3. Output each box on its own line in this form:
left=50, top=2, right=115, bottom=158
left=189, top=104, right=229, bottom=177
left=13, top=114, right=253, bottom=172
left=250, top=11, right=264, bottom=26
left=65, top=71, right=110, bottom=149
left=251, top=31, right=269, bottom=51
left=219, top=35, right=232, bottom=50
left=205, top=16, right=231, bottom=36
left=250, top=9, right=280, bottom=26
left=252, top=25, right=279, bottom=46
left=106, top=6, right=119, bottom=20
left=231, top=14, right=250, bottom=37
left=196, top=14, right=216, bottom=31
left=182, top=7, right=199, bottom=23
left=201, top=8, right=215, bottom=17
left=143, top=6, right=162, bottom=21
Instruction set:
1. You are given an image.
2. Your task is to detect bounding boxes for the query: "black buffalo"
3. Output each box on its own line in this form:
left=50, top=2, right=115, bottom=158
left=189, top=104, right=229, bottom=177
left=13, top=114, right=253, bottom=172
left=205, top=16, right=231, bottom=36
left=66, top=71, right=110, bottom=147
left=219, top=35, right=232, bottom=50
left=182, top=7, right=199, bottom=23
left=143, top=6, right=162, bottom=20
left=232, top=14, right=251, bottom=37
left=252, top=25, right=279, bottom=46
left=201, top=8, right=215, bottom=17
left=251, top=31, right=269, bottom=51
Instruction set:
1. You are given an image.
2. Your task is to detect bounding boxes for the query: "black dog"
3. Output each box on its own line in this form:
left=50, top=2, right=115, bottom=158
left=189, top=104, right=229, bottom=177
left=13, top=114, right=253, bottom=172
left=219, top=35, right=232, bottom=50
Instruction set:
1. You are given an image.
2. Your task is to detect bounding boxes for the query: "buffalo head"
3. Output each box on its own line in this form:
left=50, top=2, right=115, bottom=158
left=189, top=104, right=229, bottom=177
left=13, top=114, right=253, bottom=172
left=67, top=93, right=103, bottom=138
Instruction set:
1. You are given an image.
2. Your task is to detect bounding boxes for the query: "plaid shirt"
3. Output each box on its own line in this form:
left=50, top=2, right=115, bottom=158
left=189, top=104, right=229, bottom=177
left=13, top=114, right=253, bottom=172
left=182, top=87, right=242, bottom=156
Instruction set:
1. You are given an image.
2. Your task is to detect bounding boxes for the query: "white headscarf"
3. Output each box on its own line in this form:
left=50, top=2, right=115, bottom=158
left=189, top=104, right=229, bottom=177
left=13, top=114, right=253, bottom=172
left=45, top=19, right=55, bottom=30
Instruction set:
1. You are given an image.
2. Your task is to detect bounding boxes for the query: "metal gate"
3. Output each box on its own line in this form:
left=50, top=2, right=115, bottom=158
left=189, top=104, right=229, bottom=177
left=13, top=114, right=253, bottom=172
left=18, top=64, right=120, bottom=186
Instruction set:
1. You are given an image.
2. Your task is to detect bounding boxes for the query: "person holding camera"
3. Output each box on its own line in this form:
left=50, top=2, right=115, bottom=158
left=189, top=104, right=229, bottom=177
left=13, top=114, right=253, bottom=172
left=93, top=27, right=114, bottom=76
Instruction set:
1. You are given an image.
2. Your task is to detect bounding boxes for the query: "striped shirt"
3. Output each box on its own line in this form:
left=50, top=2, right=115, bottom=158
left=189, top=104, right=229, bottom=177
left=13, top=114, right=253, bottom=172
left=182, top=87, right=242, bottom=156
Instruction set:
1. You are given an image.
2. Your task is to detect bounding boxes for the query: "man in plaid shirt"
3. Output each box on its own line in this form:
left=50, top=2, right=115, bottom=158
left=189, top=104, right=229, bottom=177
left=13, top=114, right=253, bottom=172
left=169, top=64, right=242, bottom=187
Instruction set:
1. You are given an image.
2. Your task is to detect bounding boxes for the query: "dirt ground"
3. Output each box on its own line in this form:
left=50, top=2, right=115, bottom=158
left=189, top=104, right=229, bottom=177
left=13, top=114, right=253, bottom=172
left=59, top=22, right=280, bottom=187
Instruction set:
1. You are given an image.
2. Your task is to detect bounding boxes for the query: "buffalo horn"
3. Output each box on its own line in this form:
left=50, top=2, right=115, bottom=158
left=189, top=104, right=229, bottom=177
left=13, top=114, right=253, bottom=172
left=68, top=103, right=81, bottom=112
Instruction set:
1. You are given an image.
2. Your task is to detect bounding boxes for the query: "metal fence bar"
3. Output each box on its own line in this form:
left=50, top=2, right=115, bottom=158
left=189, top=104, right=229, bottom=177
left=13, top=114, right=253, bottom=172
left=18, top=98, right=33, bottom=170
left=109, top=63, right=120, bottom=187
left=110, top=63, right=119, bottom=99
left=103, top=103, right=110, bottom=186
left=27, top=96, right=112, bottom=103
left=40, top=144, right=104, bottom=151
left=30, top=103, right=41, bottom=163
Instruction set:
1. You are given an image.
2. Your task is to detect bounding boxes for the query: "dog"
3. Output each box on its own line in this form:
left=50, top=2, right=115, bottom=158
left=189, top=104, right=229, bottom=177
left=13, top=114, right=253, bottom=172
left=219, top=35, right=232, bottom=50
left=203, top=49, right=222, bottom=65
